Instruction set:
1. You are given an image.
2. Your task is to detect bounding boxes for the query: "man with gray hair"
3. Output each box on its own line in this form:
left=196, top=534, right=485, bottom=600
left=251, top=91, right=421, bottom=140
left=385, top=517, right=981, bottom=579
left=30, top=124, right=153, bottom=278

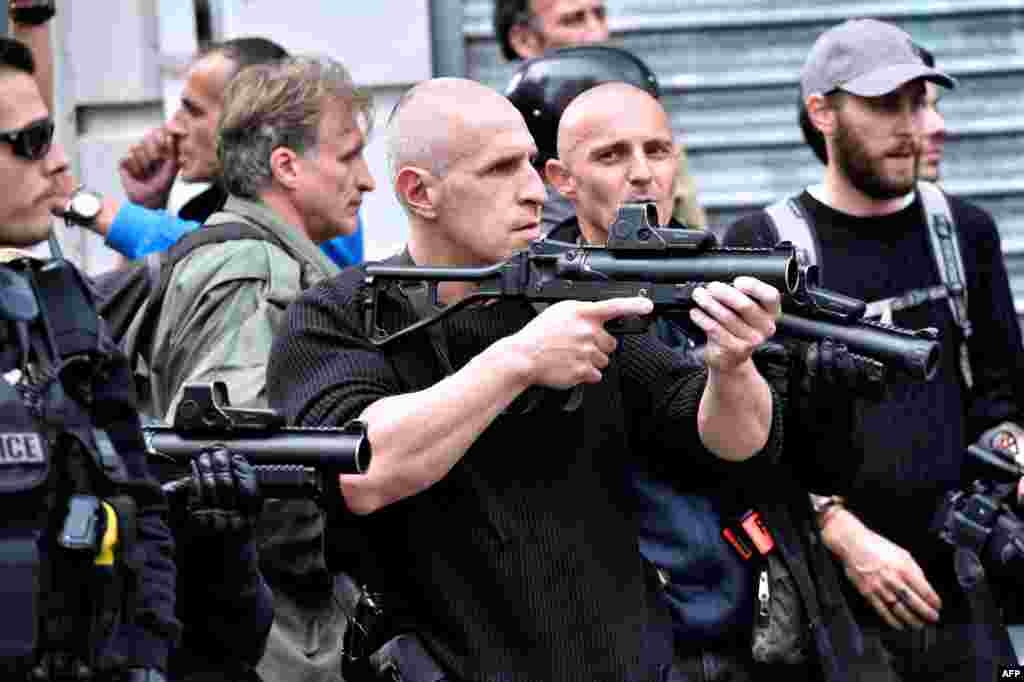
left=141, top=55, right=375, bottom=682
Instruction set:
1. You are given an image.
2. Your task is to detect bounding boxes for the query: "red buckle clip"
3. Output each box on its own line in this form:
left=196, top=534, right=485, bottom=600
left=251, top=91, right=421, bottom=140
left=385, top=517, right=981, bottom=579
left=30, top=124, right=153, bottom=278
left=722, top=527, right=754, bottom=560
left=741, top=510, right=775, bottom=555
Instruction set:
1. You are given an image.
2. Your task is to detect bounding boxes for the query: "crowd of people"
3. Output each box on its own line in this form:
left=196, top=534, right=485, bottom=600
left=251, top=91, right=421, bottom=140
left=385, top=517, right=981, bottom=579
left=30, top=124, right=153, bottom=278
left=2, top=1, right=1024, bottom=681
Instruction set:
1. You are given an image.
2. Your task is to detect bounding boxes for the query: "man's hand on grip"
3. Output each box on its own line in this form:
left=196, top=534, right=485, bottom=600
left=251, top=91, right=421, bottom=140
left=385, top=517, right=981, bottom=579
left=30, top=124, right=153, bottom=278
left=188, top=447, right=262, bottom=536
left=690, top=277, right=780, bottom=373
left=509, top=297, right=652, bottom=389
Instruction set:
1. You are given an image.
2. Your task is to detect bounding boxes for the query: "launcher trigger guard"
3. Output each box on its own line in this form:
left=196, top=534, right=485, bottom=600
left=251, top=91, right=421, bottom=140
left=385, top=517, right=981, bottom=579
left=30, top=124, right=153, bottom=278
left=606, top=313, right=653, bottom=335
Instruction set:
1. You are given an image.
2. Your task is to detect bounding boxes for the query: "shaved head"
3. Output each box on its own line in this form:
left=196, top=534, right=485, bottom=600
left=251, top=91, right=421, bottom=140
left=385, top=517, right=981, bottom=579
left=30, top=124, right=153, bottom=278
left=557, top=82, right=668, bottom=163
left=386, top=77, right=545, bottom=268
left=547, top=81, right=677, bottom=242
left=386, top=77, right=526, bottom=184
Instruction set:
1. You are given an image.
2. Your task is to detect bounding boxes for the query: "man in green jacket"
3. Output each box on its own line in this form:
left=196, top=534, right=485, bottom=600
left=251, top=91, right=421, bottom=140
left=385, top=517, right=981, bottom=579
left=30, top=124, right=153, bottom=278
left=140, top=55, right=375, bottom=682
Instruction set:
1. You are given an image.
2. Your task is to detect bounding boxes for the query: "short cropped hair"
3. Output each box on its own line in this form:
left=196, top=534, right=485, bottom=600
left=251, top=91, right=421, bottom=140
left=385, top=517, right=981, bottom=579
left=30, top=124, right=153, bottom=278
left=0, top=37, right=35, bottom=77
left=494, top=0, right=534, bottom=61
left=798, top=45, right=935, bottom=165
left=218, top=56, right=373, bottom=199
left=203, top=36, right=289, bottom=79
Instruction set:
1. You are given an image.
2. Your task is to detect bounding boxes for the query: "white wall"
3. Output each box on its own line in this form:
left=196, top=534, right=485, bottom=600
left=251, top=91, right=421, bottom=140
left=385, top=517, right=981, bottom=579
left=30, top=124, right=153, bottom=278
left=59, top=0, right=165, bottom=273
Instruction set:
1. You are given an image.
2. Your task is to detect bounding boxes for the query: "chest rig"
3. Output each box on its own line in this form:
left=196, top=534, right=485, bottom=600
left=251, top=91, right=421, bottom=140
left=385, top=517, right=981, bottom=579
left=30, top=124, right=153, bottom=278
left=0, top=255, right=140, bottom=681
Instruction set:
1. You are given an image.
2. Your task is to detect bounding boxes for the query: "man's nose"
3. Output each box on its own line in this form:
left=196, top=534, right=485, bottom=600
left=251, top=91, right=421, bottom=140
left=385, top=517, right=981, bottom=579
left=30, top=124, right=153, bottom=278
left=356, top=155, right=376, bottom=192
left=166, top=110, right=186, bottom=137
left=926, top=109, right=947, bottom=140
left=44, top=141, right=69, bottom=177
left=627, top=153, right=653, bottom=183
left=582, top=11, right=608, bottom=42
left=521, top=164, right=547, bottom=204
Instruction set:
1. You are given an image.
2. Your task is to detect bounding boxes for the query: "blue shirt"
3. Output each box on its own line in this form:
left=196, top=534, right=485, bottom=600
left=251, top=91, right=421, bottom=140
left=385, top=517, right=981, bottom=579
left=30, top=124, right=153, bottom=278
left=107, top=201, right=364, bottom=268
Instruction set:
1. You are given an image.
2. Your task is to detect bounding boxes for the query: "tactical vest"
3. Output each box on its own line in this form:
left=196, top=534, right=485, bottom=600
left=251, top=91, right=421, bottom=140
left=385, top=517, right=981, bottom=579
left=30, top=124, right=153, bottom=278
left=0, top=255, right=142, bottom=681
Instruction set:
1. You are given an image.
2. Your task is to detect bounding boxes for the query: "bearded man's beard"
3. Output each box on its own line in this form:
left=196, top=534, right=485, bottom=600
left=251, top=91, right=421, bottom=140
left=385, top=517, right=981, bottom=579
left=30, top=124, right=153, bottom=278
left=833, top=120, right=918, bottom=200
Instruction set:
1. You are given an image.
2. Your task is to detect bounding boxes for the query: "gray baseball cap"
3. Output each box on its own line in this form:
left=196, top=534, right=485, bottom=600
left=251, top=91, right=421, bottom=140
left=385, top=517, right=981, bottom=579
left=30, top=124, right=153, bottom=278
left=801, top=19, right=957, bottom=98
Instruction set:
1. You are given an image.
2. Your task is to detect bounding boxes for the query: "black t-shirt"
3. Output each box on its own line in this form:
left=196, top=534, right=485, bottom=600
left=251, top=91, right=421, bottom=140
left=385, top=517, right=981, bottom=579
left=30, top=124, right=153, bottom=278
left=726, top=190, right=1024, bottom=624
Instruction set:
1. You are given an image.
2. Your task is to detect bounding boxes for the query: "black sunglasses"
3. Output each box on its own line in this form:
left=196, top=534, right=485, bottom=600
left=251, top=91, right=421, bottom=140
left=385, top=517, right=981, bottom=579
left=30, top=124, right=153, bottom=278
left=0, top=117, right=55, bottom=161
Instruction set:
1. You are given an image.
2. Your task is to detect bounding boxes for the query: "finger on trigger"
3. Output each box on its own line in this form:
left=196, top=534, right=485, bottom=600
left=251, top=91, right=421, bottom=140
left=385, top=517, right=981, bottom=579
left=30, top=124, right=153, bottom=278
left=590, top=296, right=653, bottom=321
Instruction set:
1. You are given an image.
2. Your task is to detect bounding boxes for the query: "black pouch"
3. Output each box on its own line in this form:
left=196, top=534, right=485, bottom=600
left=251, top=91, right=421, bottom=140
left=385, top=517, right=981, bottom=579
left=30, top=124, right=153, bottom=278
left=0, top=535, right=41, bottom=659
left=725, top=509, right=810, bottom=665
left=751, top=552, right=810, bottom=664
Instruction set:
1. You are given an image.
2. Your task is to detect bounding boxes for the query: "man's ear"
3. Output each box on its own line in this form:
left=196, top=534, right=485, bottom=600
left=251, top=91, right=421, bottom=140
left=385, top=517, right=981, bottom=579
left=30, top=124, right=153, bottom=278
left=508, top=23, right=543, bottom=59
left=806, top=94, right=836, bottom=138
left=395, top=166, right=438, bottom=219
left=544, top=158, right=576, bottom=201
left=270, top=146, right=301, bottom=191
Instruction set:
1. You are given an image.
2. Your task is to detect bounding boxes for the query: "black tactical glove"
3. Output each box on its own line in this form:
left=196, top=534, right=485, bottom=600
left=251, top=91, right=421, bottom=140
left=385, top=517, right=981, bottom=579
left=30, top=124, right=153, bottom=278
left=801, top=338, right=886, bottom=400
left=188, top=447, right=263, bottom=536
left=755, top=337, right=886, bottom=402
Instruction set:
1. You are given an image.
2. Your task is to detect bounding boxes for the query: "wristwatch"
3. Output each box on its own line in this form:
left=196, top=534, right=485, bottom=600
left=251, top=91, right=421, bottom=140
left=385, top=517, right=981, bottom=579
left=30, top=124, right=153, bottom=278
left=62, top=187, right=104, bottom=227
left=810, top=494, right=846, bottom=529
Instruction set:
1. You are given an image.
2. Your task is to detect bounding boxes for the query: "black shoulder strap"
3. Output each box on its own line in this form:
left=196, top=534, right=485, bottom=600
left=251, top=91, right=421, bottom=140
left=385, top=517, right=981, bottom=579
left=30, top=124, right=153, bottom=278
left=374, top=250, right=454, bottom=392
left=917, top=181, right=971, bottom=337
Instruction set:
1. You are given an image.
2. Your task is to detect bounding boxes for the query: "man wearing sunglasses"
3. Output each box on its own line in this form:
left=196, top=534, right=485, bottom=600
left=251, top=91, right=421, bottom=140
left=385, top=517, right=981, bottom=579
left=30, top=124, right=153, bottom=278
left=0, top=34, right=181, bottom=682
left=0, top=88, right=65, bottom=243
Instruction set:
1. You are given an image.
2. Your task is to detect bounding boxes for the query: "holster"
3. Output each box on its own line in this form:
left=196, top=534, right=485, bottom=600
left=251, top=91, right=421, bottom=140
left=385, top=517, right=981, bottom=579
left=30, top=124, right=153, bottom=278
left=368, top=634, right=448, bottom=682
left=341, top=586, right=448, bottom=682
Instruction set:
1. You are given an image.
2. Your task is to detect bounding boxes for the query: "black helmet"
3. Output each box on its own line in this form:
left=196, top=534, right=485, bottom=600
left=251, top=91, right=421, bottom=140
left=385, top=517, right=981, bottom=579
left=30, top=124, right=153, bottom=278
left=504, top=45, right=660, bottom=166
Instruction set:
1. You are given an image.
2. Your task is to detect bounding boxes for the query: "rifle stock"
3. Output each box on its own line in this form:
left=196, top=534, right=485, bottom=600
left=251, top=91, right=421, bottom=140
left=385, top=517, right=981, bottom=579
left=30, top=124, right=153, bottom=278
left=145, top=382, right=371, bottom=504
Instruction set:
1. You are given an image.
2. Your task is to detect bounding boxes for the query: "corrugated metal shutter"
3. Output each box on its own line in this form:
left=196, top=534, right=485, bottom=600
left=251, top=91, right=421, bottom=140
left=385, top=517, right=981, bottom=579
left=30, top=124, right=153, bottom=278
left=460, top=0, right=1024, bottom=315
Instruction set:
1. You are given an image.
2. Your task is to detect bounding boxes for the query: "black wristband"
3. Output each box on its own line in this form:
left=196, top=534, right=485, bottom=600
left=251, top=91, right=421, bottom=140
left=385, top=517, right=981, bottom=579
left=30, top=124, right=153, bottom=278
left=9, top=1, right=56, bottom=26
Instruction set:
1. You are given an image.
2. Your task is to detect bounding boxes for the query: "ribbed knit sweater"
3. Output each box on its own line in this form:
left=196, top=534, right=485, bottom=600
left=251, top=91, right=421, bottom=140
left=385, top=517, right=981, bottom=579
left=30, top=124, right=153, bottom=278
left=267, top=265, right=784, bottom=682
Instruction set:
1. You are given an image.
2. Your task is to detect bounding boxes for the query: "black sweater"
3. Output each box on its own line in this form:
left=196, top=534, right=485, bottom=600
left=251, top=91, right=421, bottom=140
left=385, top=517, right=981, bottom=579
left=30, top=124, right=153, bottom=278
left=267, top=265, right=784, bottom=682
left=726, top=190, right=1024, bottom=625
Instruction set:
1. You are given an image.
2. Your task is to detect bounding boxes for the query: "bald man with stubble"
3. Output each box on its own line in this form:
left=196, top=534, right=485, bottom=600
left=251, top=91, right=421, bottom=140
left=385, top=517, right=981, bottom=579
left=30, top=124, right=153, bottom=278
left=546, top=82, right=879, bottom=681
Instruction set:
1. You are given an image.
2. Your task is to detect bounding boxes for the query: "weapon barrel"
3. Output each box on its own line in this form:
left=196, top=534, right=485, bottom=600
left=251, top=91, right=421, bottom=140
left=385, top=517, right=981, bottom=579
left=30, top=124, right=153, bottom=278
left=777, top=313, right=940, bottom=381
left=365, top=261, right=507, bottom=281
left=561, top=250, right=800, bottom=295
left=146, top=426, right=371, bottom=475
